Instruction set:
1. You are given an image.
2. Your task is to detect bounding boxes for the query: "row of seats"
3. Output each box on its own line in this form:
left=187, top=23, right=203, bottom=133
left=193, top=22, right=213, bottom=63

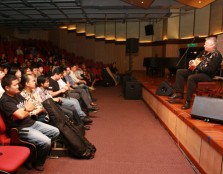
left=0, top=114, right=36, bottom=173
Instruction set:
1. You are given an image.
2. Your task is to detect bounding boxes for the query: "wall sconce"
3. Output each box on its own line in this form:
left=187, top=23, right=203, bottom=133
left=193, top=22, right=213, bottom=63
left=67, top=25, right=76, bottom=30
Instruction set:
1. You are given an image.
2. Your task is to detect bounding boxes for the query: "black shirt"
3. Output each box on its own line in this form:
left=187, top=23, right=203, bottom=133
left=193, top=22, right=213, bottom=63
left=196, top=50, right=222, bottom=77
left=0, top=93, right=35, bottom=135
left=48, top=77, right=66, bottom=98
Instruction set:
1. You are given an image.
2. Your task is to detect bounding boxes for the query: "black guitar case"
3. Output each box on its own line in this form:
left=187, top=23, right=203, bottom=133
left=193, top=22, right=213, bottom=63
left=42, top=98, right=96, bottom=159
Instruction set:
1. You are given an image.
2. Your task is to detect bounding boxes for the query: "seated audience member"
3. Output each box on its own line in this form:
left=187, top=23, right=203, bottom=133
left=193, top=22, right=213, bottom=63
left=65, top=67, right=94, bottom=101
left=81, top=63, right=97, bottom=89
left=168, top=36, right=222, bottom=109
left=0, top=74, right=59, bottom=171
left=20, top=74, right=49, bottom=123
left=10, top=57, right=21, bottom=69
left=110, top=62, right=120, bottom=83
left=8, top=66, right=23, bottom=91
left=16, top=46, right=24, bottom=56
left=22, top=67, right=33, bottom=75
left=0, top=67, right=5, bottom=98
left=46, top=56, right=54, bottom=66
left=0, top=53, right=9, bottom=67
left=60, top=69, right=99, bottom=113
left=36, top=53, right=44, bottom=65
left=9, top=66, right=22, bottom=82
left=36, top=75, right=88, bottom=129
left=30, top=65, right=39, bottom=81
left=48, top=67, right=92, bottom=124
left=37, top=65, right=44, bottom=77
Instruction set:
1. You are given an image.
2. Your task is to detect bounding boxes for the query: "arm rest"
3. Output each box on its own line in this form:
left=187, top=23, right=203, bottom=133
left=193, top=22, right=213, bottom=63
left=10, top=128, right=37, bottom=163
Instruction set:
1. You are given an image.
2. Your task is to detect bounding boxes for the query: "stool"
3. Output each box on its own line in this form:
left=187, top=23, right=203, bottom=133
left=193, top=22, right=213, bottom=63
left=196, top=82, right=217, bottom=96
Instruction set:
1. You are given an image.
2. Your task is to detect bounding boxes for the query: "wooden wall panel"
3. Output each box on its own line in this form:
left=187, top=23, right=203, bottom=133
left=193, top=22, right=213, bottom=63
left=167, top=9, right=180, bottom=39
left=209, top=0, right=223, bottom=35
left=153, top=20, right=163, bottom=41
left=179, top=9, right=195, bottom=38
left=116, top=22, right=126, bottom=41
left=194, top=5, right=210, bottom=37
left=185, top=127, right=201, bottom=162
left=86, top=24, right=95, bottom=36
left=105, top=22, right=115, bottom=40
left=127, top=21, right=139, bottom=38
left=200, top=140, right=222, bottom=174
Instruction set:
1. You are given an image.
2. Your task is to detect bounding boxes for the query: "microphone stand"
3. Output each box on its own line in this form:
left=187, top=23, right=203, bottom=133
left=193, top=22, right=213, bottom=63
left=176, top=37, right=196, bottom=69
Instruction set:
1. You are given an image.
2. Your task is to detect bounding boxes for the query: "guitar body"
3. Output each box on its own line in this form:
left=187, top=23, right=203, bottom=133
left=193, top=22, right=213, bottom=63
left=188, top=58, right=202, bottom=72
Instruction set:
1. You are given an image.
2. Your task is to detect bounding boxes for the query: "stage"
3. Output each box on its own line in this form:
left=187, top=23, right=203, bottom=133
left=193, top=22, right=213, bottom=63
left=132, top=71, right=223, bottom=174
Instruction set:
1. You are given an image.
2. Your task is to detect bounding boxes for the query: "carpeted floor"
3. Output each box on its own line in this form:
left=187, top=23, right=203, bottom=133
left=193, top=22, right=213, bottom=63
left=18, top=85, right=196, bottom=174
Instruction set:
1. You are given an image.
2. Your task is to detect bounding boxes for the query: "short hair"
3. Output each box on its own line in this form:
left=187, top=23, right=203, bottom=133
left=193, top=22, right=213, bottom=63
left=37, top=75, right=48, bottom=87
left=206, top=36, right=217, bottom=47
left=52, top=67, right=62, bottom=76
left=30, top=65, right=39, bottom=71
left=1, top=74, right=17, bottom=90
left=20, top=74, right=32, bottom=89
left=8, top=66, right=20, bottom=76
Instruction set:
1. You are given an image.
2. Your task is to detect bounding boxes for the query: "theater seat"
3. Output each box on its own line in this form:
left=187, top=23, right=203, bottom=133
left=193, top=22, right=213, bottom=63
left=0, top=114, right=37, bottom=166
left=0, top=146, right=30, bottom=173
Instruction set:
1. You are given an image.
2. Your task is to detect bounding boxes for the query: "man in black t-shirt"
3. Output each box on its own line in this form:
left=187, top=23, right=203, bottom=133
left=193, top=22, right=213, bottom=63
left=0, top=74, right=59, bottom=171
left=48, top=67, right=93, bottom=124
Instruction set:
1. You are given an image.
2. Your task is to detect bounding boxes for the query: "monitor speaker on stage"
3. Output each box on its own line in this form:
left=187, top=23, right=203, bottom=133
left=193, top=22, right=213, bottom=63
left=126, top=38, right=139, bottom=53
left=145, top=24, right=154, bottom=36
left=191, top=96, right=223, bottom=124
left=156, top=81, right=175, bottom=96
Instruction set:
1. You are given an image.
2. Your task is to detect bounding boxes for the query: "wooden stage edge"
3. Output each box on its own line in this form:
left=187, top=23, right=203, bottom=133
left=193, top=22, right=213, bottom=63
left=133, top=71, right=223, bottom=174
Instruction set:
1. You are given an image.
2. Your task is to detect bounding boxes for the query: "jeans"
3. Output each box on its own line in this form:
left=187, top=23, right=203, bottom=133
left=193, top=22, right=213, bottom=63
left=19, top=121, right=60, bottom=166
left=60, top=97, right=86, bottom=117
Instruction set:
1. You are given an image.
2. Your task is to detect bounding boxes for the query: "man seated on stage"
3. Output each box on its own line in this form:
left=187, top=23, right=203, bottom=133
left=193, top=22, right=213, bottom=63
left=168, top=36, right=222, bottom=110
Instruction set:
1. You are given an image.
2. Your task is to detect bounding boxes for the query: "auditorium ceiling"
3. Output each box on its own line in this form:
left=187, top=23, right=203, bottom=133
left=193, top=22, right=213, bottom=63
left=0, top=0, right=214, bottom=30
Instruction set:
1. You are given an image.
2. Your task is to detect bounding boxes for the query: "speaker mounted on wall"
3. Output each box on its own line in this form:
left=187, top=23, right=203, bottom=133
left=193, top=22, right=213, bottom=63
left=176, top=0, right=215, bottom=8
left=145, top=24, right=154, bottom=36
left=121, top=0, right=155, bottom=9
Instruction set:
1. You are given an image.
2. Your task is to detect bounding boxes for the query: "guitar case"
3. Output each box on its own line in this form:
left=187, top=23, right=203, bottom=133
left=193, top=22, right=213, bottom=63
left=42, top=98, right=96, bottom=159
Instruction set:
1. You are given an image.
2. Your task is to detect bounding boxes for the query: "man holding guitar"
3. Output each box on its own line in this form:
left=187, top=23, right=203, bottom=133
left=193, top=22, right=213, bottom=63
left=168, top=36, right=222, bottom=109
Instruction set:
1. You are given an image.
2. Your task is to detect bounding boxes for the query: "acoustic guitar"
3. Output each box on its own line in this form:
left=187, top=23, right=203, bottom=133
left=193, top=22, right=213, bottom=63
left=188, top=58, right=202, bottom=72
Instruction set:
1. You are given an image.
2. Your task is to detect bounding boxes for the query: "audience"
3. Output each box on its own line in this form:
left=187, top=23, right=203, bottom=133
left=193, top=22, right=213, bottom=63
left=48, top=67, right=93, bottom=124
left=0, top=74, right=59, bottom=171
left=0, top=38, right=110, bottom=171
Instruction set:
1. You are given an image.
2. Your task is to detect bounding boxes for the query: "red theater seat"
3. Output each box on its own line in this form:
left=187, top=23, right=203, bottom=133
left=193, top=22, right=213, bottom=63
left=0, top=146, right=30, bottom=173
left=0, top=114, right=37, bottom=168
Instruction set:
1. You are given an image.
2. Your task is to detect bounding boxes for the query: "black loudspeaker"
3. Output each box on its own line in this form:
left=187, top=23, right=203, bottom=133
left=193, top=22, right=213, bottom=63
left=191, top=96, right=223, bottom=124
left=124, top=81, right=142, bottom=100
left=126, top=38, right=139, bottom=53
left=156, top=81, right=175, bottom=96
left=145, top=24, right=154, bottom=35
